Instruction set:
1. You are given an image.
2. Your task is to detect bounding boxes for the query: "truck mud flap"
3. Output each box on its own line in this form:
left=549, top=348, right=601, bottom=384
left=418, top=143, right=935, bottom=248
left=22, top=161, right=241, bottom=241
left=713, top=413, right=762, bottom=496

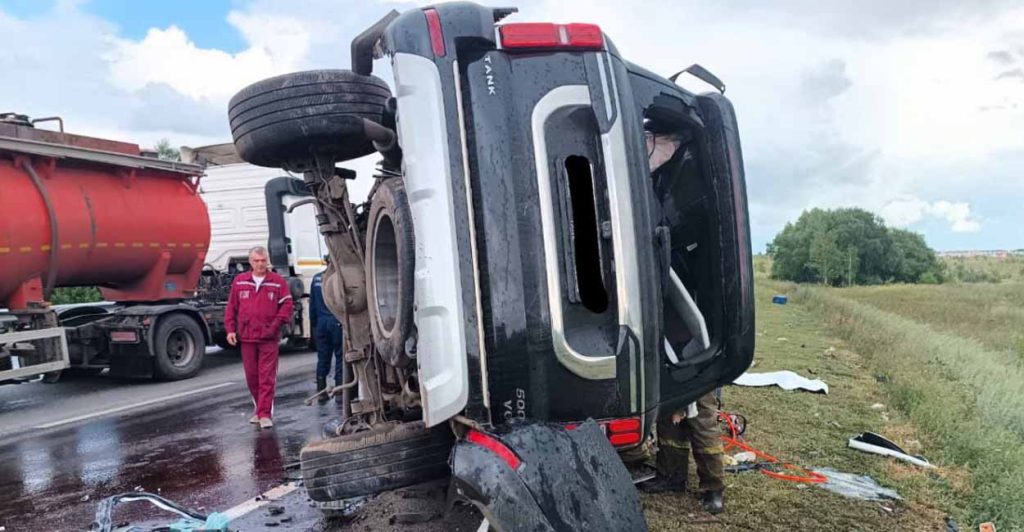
left=450, top=420, right=647, bottom=532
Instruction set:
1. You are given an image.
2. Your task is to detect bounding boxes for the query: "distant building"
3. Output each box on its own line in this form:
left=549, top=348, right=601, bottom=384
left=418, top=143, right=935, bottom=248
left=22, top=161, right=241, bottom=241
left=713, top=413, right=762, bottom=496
left=938, top=250, right=1014, bottom=259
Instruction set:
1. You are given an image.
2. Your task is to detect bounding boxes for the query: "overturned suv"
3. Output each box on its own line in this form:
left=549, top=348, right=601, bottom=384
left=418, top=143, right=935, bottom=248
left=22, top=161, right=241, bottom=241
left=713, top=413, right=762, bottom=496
left=229, top=3, right=753, bottom=529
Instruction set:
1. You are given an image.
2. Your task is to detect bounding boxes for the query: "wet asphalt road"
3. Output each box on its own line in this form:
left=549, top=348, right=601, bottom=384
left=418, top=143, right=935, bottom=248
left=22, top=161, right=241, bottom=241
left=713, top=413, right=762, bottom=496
left=0, top=348, right=341, bottom=531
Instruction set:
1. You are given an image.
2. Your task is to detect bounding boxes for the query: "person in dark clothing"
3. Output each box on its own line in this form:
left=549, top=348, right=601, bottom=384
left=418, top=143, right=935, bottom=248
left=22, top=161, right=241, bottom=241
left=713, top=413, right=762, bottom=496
left=310, top=268, right=344, bottom=404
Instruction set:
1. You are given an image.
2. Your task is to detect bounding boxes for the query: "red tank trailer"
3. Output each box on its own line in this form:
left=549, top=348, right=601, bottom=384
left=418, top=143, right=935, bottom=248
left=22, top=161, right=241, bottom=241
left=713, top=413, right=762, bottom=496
left=1, top=113, right=217, bottom=383
left=0, top=113, right=210, bottom=310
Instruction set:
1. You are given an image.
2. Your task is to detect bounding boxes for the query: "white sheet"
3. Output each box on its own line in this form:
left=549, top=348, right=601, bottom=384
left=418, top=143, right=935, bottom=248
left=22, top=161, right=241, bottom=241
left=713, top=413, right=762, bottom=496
left=733, top=370, right=829, bottom=394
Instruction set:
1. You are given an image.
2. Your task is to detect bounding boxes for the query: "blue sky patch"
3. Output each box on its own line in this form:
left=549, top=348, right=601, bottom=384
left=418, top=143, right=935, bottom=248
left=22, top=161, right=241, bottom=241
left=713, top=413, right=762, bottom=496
left=82, top=0, right=246, bottom=52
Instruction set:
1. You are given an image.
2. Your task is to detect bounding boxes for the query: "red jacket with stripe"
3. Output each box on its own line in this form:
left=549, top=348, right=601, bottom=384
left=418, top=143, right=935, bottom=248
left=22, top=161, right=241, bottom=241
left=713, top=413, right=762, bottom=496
left=224, top=271, right=294, bottom=343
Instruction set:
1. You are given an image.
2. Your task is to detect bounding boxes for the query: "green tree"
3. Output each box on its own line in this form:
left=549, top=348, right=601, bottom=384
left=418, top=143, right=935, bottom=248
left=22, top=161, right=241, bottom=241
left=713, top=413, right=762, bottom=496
left=51, top=286, right=102, bottom=304
left=888, top=228, right=943, bottom=283
left=155, top=139, right=180, bottom=161
left=768, top=207, right=941, bottom=286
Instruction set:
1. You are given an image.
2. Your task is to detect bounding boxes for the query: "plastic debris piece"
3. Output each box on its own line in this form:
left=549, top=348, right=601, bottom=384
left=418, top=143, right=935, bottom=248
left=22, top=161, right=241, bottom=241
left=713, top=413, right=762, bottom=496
left=813, top=468, right=901, bottom=501
left=849, top=432, right=935, bottom=469
left=732, top=451, right=757, bottom=463
left=91, top=492, right=228, bottom=532
left=772, top=295, right=788, bottom=305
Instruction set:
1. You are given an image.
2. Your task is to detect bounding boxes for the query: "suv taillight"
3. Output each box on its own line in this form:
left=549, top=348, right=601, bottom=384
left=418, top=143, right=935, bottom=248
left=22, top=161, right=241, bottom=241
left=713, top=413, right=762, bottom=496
left=499, top=23, right=604, bottom=50
left=564, top=416, right=642, bottom=447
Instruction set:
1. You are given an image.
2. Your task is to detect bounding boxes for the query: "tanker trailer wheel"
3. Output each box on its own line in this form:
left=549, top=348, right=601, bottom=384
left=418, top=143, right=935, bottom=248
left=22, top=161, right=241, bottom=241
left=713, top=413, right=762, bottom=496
left=153, top=314, right=206, bottom=380
left=228, top=69, right=391, bottom=168
left=365, top=177, right=415, bottom=368
left=301, top=421, right=454, bottom=502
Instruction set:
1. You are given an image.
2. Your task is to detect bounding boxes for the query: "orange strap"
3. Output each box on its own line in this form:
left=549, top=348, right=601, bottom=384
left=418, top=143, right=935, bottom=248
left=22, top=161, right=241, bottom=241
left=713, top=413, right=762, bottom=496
left=719, top=411, right=826, bottom=484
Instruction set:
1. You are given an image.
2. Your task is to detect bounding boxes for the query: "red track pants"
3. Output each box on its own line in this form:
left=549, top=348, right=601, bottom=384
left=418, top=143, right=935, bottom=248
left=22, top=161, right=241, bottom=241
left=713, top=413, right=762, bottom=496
left=241, top=341, right=280, bottom=419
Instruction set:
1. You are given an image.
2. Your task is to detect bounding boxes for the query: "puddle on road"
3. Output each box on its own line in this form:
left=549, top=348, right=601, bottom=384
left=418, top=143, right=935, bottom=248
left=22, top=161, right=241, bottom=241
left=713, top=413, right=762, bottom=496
left=0, top=382, right=338, bottom=530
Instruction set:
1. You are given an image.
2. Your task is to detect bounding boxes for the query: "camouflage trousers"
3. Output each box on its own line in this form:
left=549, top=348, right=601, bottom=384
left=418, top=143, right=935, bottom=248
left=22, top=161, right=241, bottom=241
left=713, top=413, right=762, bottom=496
left=656, top=391, right=725, bottom=492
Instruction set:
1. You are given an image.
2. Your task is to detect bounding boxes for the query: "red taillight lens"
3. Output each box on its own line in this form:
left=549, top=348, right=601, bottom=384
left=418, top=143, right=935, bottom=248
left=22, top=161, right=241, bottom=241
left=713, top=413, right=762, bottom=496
left=565, top=23, right=603, bottom=48
left=609, top=432, right=642, bottom=446
left=424, top=8, right=445, bottom=57
left=607, top=417, right=641, bottom=434
left=467, top=430, right=522, bottom=470
left=109, top=330, right=139, bottom=343
left=499, top=23, right=561, bottom=48
left=499, top=22, right=604, bottom=50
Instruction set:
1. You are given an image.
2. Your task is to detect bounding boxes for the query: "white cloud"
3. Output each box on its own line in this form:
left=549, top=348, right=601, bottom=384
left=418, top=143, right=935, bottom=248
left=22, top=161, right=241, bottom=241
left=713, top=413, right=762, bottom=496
left=881, top=197, right=982, bottom=233
left=1, top=0, right=1020, bottom=249
left=107, top=18, right=308, bottom=101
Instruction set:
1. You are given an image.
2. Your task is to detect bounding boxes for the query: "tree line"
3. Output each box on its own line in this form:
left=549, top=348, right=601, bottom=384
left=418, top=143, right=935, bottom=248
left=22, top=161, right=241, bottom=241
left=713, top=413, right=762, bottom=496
left=768, top=208, right=943, bottom=286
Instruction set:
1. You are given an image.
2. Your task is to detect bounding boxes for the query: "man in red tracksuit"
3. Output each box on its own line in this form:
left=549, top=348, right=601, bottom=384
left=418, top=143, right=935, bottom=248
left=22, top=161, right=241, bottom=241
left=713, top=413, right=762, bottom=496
left=225, top=247, right=294, bottom=429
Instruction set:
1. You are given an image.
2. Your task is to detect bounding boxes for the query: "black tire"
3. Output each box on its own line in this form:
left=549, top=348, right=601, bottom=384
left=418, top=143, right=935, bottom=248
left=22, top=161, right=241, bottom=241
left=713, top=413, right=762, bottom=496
left=152, top=314, right=206, bottom=380
left=228, top=69, right=391, bottom=168
left=301, top=421, right=453, bottom=502
left=365, top=177, right=415, bottom=368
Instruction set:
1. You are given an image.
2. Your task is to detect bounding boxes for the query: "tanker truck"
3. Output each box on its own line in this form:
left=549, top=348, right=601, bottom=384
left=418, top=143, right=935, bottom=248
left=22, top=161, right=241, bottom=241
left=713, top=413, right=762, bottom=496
left=0, top=113, right=315, bottom=384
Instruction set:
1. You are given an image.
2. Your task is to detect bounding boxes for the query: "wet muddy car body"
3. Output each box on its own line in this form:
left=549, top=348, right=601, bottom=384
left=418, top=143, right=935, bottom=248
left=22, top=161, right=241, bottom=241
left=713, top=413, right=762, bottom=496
left=229, top=2, right=754, bottom=528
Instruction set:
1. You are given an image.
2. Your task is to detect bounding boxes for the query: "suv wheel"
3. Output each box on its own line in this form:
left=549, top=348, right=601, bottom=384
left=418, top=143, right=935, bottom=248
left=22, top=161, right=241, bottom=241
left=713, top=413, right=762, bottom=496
left=228, top=69, right=391, bottom=168
left=301, top=421, right=453, bottom=502
left=366, top=177, right=415, bottom=368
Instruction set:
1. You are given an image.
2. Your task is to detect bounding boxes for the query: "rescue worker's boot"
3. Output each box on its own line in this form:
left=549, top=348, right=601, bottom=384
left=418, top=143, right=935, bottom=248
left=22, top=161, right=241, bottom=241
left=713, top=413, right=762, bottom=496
left=639, top=443, right=689, bottom=493
left=693, top=447, right=726, bottom=514
left=700, top=489, right=725, bottom=514
left=316, top=377, right=328, bottom=404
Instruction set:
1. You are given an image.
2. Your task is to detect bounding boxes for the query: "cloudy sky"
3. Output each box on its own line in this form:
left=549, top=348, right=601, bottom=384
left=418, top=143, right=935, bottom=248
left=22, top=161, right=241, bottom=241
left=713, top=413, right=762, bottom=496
left=2, top=0, right=1021, bottom=251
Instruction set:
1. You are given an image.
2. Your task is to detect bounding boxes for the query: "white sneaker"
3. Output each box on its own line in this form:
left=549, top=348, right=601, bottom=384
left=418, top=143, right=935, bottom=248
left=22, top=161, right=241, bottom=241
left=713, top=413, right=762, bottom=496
left=259, top=418, right=274, bottom=429
left=249, top=415, right=259, bottom=424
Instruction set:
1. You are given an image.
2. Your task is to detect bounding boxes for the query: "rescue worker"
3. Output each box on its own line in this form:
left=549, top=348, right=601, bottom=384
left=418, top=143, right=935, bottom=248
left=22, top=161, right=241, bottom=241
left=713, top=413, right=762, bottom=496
left=640, top=392, right=726, bottom=514
left=310, top=262, right=344, bottom=404
left=641, top=125, right=726, bottom=513
left=225, top=246, right=294, bottom=429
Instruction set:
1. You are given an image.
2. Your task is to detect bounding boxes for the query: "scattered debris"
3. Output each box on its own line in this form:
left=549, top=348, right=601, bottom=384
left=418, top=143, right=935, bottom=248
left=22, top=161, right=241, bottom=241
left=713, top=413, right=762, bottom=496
left=724, top=463, right=761, bottom=474
left=848, top=432, right=935, bottom=469
left=776, top=337, right=789, bottom=342
left=733, top=370, right=829, bottom=394
left=732, top=451, right=757, bottom=463
left=945, top=516, right=960, bottom=532
left=264, top=520, right=280, bottom=527
left=813, top=468, right=902, bottom=501
left=90, top=492, right=230, bottom=532
left=390, top=511, right=441, bottom=525
left=979, top=522, right=997, bottom=532
left=81, top=494, right=90, bottom=502
left=772, top=295, right=789, bottom=305
left=870, top=403, right=886, bottom=410
left=267, top=505, right=285, bottom=516
left=875, top=374, right=890, bottom=383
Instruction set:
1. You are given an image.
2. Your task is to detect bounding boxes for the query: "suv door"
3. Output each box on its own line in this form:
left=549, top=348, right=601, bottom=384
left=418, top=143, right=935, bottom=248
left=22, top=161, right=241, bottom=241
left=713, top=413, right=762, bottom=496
left=627, top=64, right=755, bottom=415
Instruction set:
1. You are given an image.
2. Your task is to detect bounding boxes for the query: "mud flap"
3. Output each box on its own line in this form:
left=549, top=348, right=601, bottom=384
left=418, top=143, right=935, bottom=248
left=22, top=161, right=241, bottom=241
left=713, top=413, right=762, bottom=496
left=449, top=420, right=647, bottom=532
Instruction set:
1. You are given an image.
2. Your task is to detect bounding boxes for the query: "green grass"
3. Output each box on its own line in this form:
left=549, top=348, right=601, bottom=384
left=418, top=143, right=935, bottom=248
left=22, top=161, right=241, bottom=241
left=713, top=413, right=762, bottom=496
left=643, top=279, right=963, bottom=530
left=943, top=256, right=1024, bottom=283
left=836, top=282, right=1024, bottom=360
left=796, top=285, right=1024, bottom=527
